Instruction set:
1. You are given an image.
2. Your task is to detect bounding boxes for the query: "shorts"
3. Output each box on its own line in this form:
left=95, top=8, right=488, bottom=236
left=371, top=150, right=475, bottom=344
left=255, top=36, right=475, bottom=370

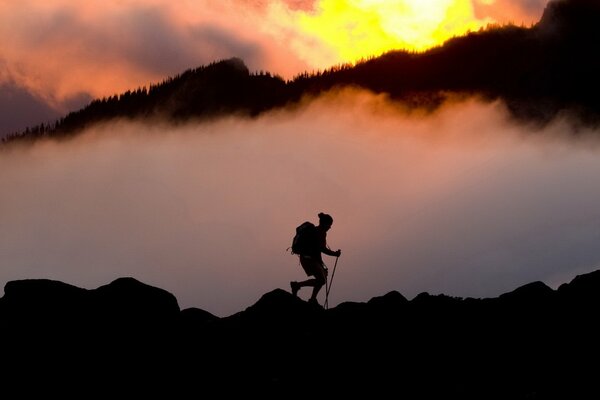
left=299, top=255, right=327, bottom=285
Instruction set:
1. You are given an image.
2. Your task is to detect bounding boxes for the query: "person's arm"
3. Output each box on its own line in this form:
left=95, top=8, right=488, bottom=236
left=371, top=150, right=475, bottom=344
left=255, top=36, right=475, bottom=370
left=320, top=231, right=341, bottom=257
left=322, top=247, right=341, bottom=257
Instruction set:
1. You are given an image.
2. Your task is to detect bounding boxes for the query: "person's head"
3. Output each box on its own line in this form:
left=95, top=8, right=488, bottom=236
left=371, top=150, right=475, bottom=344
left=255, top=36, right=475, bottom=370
left=318, top=212, right=333, bottom=230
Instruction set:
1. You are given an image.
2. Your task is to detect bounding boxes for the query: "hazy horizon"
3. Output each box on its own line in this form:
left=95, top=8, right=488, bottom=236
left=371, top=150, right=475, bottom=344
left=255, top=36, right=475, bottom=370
left=2, top=89, right=600, bottom=317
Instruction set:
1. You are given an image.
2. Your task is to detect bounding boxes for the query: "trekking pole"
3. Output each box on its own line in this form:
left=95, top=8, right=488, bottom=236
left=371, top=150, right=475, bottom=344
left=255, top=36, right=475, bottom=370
left=324, top=256, right=339, bottom=310
left=324, top=272, right=329, bottom=308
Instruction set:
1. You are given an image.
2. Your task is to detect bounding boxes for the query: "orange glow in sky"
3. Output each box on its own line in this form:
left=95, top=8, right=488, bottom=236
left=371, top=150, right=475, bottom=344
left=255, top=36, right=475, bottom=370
left=295, top=0, right=491, bottom=63
left=0, top=0, right=546, bottom=118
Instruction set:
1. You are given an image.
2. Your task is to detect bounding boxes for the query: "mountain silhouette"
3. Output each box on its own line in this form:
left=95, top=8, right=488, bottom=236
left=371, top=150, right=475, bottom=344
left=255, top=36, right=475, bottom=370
left=3, top=0, right=600, bottom=145
left=1, top=270, right=599, bottom=397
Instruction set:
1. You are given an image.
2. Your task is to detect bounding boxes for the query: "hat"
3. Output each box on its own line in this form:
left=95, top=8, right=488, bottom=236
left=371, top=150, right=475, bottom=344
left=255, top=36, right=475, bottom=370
left=318, top=212, right=333, bottom=225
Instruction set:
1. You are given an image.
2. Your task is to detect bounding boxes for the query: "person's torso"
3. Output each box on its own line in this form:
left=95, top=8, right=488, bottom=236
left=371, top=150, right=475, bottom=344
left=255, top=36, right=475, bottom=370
left=308, top=226, right=327, bottom=259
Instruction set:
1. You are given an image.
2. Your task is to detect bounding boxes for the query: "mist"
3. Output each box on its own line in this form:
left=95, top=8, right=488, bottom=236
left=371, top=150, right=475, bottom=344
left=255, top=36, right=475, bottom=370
left=2, top=89, right=600, bottom=316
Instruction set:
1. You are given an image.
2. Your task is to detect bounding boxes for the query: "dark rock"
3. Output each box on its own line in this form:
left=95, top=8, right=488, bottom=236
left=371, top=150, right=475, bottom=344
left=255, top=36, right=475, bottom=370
left=2, top=268, right=600, bottom=397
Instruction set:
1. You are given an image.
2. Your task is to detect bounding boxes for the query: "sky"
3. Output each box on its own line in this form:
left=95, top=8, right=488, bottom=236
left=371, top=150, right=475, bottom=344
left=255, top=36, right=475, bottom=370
left=4, top=0, right=599, bottom=317
left=0, top=0, right=548, bottom=137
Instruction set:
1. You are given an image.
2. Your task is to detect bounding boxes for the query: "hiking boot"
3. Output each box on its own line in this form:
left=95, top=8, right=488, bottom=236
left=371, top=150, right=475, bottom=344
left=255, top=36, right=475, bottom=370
left=307, top=298, right=320, bottom=306
left=290, top=281, right=300, bottom=297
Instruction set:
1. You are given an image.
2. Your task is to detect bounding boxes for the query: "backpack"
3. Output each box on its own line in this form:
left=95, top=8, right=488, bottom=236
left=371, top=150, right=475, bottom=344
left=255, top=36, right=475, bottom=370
left=290, top=221, right=318, bottom=256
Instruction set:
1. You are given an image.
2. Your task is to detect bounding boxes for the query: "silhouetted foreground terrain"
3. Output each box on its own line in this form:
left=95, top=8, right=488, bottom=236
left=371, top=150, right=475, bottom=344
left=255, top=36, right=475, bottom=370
left=4, top=0, right=600, bottom=144
left=1, top=270, right=599, bottom=398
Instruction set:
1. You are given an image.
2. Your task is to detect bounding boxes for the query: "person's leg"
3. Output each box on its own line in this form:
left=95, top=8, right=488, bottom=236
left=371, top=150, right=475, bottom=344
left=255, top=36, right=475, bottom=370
left=309, top=264, right=327, bottom=302
left=292, top=257, right=318, bottom=295
left=292, top=257, right=327, bottom=301
left=309, top=284, right=322, bottom=301
left=291, top=278, right=316, bottom=296
left=290, top=257, right=315, bottom=296
left=297, top=278, right=317, bottom=287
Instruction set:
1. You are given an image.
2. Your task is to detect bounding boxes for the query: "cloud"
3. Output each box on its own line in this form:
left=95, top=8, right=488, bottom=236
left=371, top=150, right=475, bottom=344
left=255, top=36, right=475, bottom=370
left=0, top=0, right=550, bottom=115
left=0, top=1, right=316, bottom=137
left=0, top=0, right=552, bottom=138
left=473, top=0, right=548, bottom=24
left=0, top=80, right=59, bottom=138
left=249, top=0, right=317, bottom=11
left=0, top=1, right=311, bottom=112
left=2, top=89, right=600, bottom=317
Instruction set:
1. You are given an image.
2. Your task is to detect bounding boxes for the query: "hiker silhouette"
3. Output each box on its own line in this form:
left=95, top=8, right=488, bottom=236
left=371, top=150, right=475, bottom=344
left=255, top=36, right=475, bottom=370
left=290, top=212, right=341, bottom=305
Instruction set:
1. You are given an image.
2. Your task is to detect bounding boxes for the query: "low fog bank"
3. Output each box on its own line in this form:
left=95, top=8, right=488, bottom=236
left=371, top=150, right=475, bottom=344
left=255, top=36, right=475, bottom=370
left=2, top=89, right=600, bottom=316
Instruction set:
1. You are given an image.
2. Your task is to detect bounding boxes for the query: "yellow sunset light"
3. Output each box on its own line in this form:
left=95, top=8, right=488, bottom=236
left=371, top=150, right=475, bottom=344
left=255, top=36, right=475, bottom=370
left=298, top=0, right=491, bottom=62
